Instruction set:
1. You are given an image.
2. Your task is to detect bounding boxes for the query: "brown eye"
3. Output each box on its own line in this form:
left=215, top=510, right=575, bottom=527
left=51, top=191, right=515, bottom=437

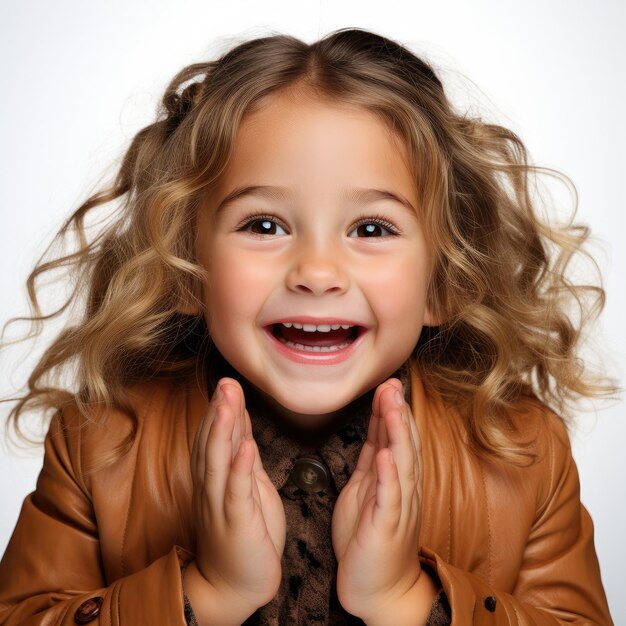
left=356, top=223, right=383, bottom=237
left=348, top=218, right=398, bottom=238
left=239, top=216, right=288, bottom=236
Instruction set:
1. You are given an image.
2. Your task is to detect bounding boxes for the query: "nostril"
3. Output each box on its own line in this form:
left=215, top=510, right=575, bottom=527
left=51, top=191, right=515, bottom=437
left=295, top=283, right=343, bottom=293
left=286, top=264, right=350, bottom=295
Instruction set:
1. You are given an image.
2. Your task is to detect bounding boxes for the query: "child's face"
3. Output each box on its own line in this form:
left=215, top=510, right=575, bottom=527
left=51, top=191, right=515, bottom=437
left=197, top=89, right=438, bottom=429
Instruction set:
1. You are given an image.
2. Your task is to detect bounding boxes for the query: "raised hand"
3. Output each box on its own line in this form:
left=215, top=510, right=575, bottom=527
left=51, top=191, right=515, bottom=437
left=331, top=378, right=425, bottom=620
left=190, top=377, right=287, bottom=611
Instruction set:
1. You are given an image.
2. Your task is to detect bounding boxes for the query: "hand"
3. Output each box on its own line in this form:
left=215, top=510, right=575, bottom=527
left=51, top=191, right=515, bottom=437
left=190, top=378, right=287, bottom=609
left=331, top=378, right=424, bottom=619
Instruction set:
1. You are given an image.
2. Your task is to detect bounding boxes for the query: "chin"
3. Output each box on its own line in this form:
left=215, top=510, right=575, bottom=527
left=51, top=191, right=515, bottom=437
left=291, top=403, right=345, bottom=417
left=270, top=386, right=368, bottom=418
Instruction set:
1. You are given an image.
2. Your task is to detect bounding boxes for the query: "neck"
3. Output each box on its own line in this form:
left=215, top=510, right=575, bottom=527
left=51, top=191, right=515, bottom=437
left=242, top=377, right=376, bottom=451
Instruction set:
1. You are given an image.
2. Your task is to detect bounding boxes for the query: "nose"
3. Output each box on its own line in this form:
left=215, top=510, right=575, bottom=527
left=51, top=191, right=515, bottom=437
left=285, top=239, right=350, bottom=296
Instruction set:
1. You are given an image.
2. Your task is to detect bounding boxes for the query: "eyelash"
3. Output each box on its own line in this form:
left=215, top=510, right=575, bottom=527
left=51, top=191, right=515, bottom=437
left=234, top=214, right=283, bottom=235
left=235, top=213, right=401, bottom=238
left=352, top=214, right=401, bottom=237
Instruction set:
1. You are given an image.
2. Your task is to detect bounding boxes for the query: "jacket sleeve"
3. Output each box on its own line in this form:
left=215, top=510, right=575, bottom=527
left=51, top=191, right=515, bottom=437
left=417, top=415, right=613, bottom=626
left=0, top=408, right=194, bottom=625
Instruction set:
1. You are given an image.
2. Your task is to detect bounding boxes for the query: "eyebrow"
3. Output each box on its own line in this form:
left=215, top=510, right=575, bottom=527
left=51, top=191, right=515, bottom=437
left=213, top=185, right=417, bottom=216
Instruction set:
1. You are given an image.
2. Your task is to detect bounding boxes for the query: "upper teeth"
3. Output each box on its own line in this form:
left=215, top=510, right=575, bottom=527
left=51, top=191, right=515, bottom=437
left=281, top=322, right=353, bottom=332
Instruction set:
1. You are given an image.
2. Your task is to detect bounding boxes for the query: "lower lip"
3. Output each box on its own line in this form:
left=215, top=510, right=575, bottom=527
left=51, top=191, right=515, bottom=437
left=263, top=327, right=367, bottom=365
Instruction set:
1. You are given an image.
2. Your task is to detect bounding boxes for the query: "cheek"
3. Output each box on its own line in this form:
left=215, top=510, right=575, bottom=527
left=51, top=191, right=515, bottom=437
left=363, top=247, right=430, bottom=326
left=205, top=245, right=273, bottom=326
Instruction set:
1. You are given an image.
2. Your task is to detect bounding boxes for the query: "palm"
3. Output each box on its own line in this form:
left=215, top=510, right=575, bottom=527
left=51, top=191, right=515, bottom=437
left=193, top=384, right=287, bottom=607
left=232, top=413, right=287, bottom=595
left=330, top=380, right=425, bottom=617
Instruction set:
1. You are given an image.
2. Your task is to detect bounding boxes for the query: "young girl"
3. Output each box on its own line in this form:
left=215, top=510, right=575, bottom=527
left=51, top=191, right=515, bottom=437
left=0, top=27, right=618, bottom=625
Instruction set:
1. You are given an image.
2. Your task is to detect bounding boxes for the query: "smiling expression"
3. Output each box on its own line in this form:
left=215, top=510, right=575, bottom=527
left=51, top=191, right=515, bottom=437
left=196, top=88, right=439, bottom=430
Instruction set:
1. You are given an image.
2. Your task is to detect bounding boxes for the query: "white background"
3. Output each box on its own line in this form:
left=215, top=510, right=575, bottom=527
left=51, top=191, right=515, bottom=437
left=1, top=0, right=624, bottom=621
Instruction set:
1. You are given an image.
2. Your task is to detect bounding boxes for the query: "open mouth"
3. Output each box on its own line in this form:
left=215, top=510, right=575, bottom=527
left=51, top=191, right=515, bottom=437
left=269, top=322, right=363, bottom=353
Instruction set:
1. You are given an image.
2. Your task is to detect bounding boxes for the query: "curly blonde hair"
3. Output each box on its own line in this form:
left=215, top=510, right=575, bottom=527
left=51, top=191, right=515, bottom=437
left=1, top=27, right=619, bottom=472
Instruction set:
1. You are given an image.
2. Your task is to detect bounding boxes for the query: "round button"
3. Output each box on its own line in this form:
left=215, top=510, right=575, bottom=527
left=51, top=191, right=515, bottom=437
left=74, top=596, right=103, bottom=624
left=484, top=595, right=497, bottom=612
left=289, top=455, right=330, bottom=493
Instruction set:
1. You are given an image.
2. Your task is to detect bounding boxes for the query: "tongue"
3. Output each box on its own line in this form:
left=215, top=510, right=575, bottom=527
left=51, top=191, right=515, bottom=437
left=279, top=325, right=354, bottom=347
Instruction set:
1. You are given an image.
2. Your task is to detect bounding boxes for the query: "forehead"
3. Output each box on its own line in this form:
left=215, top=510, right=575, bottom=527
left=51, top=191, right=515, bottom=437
left=207, top=91, right=417, bottom=210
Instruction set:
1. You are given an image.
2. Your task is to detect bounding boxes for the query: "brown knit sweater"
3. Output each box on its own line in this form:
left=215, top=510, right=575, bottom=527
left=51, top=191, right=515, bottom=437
left=183, top=363, right=451, bottom=625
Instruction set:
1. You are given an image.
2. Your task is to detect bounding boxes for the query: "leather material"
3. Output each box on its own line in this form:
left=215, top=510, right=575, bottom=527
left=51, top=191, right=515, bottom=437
left=0, top=360, right=613, bottom=624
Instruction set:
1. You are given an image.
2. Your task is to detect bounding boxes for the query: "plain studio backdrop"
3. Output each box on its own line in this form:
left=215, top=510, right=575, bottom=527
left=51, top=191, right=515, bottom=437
left=1, top=0, right=624, bottom=621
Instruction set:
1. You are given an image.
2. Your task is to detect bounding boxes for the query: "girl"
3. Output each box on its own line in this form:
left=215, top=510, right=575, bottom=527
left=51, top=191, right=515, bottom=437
left=0, top=27, right=618, bottom=625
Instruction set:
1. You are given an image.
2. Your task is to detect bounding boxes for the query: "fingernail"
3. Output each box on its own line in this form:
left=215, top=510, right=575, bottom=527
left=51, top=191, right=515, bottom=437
left=394, top=390, right=403, bottom=406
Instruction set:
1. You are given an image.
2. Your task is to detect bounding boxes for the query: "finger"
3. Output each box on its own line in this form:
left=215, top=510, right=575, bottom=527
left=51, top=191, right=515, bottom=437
left=241, top=408, right=268, bottom=508
left=381, top=385, right=415, bottom=480
left=371, top=447, right=401, bottom=534
left=242, top=407, right=264, bottom=477
left=387, top=377, right=403, bottom=393
left=369, top=381, right=387, bottom=447
left=224, top=433, right=256, bottom=529
left=192, top=401, right=211, bottom=484
left=242, top=404, right=251, bottom=439
left=391, top=376, right=419, bottom=457
left=373, top=380, right=396, bottom=450
left=404, top=400, right=424, bottom=503
left=193, top=381, right=225, bottom=489
left=205, top=389, right=240, bottom=515
left=370, top=378, right=422, bottom=532
left=389, top=379, right=422, bottom=488
left=383, top=386, right=422, bottom=529
left=379, top=385, right=418, bottom=526
left=353, top=436, right=377, bottom=479
left=402, top=396, right=421, bottom=462
left=405, top=400, right=421, bottom=453
left=248, top=437, right=264, bottom=505
left=221, top=382, right=244, bottom=463
left=395, top=382, right=419, bottom=462
left=353, top=390, right=380, bottom=478
left=380, top=378, right=403, bottom=448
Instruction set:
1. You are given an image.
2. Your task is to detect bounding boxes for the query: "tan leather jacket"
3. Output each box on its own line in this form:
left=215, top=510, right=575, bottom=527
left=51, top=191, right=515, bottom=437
left=0, top=365, right=613, bottom=625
